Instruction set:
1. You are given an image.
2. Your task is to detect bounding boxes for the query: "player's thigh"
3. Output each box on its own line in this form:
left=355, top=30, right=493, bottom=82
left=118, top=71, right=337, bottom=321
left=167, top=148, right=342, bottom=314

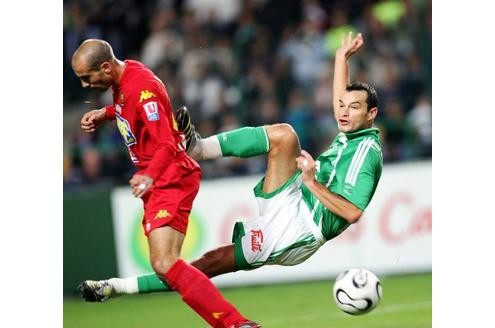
left=263, top=124, right=301, bottom=193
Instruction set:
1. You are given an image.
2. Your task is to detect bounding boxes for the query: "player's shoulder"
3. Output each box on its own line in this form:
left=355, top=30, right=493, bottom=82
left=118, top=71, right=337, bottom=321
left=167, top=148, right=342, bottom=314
left=346, top=136, right=381, bottom=151
left=350, top=129, right=382, bottom=152
left=344, top=133, right=382, bottom=164
left=123, top=65, right=164, bottom=102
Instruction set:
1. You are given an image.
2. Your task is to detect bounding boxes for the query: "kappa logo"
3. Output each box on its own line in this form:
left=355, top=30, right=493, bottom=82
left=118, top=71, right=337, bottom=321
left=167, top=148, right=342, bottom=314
left=212, top=312, right=223, bottom=320
left=250, top=229, right=264, bottom=252
left=139, top=90, right=156, bottom=103
left=154, top=209, right=170, bottom=220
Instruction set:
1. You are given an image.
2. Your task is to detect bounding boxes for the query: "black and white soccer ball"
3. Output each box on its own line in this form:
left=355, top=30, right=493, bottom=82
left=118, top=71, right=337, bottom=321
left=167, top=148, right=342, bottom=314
left=333, top=268, right=383, bottom=315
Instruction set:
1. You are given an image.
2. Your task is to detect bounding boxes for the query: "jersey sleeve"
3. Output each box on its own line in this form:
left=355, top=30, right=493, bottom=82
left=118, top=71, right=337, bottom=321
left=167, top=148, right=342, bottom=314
left=105, top=104, right=116, bottom=120
left=335, top=146, right=382, bottom=210
left=136, top=86, right=177, bottom=181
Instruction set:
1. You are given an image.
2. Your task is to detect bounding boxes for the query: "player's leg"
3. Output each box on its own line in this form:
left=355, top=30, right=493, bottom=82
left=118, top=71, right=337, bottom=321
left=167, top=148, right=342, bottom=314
left=187, top=122, right=300, bottom=190
left=262, top=123, right=301, bottom=193
left=148, top=226, right=252, bottom=328
left=79, top=244, right=238, bottom=300
left=177, top=106, right=269, bottom=160
left=136, top=244, right=237, bottom=294
left=130, top=244, right=237, bottom=294
left=176, top=107, right=301, bottom=190
left=193, top=244, right=238, bottom=277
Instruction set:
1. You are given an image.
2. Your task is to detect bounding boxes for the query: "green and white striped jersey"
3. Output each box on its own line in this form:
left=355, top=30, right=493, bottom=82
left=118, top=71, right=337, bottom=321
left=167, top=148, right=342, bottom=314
left=301, top=127, right=383, bottom=240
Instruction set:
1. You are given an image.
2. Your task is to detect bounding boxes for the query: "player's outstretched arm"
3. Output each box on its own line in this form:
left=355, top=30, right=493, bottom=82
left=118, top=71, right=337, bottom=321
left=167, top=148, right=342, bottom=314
left=332, top=32, right=364, bottom=115
left=80, top=108, right=108, bottom=133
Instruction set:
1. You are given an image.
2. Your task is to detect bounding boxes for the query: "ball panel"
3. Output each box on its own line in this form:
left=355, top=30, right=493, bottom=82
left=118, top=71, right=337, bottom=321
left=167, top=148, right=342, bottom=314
left=332, top=268, right=382, bottom=315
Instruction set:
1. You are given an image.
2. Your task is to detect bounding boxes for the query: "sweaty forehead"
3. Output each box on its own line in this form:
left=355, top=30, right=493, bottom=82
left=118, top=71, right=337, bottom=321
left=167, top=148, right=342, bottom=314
left=72, top=63, right=91, bottom=77
left=72, top=56, right=92, bottom=76
left=341, top=90, right=367, bottom=104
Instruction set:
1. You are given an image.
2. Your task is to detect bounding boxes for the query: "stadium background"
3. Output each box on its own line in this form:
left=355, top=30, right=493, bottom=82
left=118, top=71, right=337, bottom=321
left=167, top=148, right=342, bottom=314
left=63, top=0, right=431, bottom=327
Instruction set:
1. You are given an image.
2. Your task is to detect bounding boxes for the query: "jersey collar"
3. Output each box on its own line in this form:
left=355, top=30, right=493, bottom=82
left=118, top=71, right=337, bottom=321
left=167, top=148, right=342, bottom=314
left=339, top=127, right=380, bottom=140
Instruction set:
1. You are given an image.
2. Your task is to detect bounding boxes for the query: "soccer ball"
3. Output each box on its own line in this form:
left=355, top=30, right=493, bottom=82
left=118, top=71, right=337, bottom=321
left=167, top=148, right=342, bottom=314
left=332, top=268, right=383, bottom=315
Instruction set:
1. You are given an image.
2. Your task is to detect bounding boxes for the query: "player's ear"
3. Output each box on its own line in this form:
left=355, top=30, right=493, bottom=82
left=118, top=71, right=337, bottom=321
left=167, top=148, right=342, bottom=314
left=367, top=107, right=378, bottom=121
left=101, top=61, right=112, bottom=74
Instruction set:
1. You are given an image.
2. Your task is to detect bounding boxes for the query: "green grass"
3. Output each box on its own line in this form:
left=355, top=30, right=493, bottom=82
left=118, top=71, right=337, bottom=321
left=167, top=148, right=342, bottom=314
left=64, top=273, right=431, bottom=328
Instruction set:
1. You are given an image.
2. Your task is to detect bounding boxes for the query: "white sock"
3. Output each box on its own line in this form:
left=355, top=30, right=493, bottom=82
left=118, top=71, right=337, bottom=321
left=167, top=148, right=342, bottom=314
left=189, top=136, right=222, bottom=161
left=108, top=277, right=139, bottom=295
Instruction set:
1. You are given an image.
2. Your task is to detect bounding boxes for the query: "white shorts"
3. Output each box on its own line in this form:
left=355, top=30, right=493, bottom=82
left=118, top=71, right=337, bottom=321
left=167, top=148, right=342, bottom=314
left=232, top=173, right=326, bottom=270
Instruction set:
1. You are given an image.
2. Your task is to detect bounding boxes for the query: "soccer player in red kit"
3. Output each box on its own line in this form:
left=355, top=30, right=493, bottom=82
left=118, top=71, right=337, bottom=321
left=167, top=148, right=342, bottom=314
left=71, top=39, right=259, bottom=328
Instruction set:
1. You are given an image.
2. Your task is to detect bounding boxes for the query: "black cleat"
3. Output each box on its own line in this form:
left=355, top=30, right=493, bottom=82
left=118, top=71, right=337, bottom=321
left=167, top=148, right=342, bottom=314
left=78, top=280, right=113, bottom=302
left=175, top=106, right=201, bottom=153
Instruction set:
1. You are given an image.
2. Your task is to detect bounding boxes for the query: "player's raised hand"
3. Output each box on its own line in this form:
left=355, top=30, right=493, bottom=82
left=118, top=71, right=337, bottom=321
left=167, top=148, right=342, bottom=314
left=81, top=108, right=107, bottom=133
left=296, top=150, right=316, bottom=185
left=336, top=31, right=364, bottom=59
left=129, top=174, right=154, bottom=198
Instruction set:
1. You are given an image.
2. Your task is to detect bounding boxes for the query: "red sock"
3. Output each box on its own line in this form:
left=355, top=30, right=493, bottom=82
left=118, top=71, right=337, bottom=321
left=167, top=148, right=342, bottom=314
left=165, top=259, right=247, bottom=328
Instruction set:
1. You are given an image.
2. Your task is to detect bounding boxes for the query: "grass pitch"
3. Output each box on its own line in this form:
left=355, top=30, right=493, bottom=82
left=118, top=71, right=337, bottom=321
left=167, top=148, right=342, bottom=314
left=64, top=272, right=431, bottom=328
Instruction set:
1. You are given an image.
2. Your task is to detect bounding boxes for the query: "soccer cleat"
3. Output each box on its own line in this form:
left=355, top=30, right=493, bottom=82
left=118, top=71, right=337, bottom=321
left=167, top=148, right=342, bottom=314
left=78, top=280, right=115, bottom=302
left=175, top=106, right=201, bottom=153
left=228, top=321, right=262, bottom=328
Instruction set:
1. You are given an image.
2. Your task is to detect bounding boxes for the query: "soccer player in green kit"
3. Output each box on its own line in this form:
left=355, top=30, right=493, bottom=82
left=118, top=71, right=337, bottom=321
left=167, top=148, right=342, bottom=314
left=80, top=32, right=383, bottom=304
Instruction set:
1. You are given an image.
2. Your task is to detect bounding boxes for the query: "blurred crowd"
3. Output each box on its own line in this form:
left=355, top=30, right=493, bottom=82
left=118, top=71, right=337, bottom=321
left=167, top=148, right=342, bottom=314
left=63, top=0, right=431, bottom=189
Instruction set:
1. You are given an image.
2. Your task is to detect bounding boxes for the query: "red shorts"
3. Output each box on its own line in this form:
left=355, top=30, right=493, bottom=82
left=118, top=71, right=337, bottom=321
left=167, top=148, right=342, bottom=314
left=140, top=156, right=201, bottom=236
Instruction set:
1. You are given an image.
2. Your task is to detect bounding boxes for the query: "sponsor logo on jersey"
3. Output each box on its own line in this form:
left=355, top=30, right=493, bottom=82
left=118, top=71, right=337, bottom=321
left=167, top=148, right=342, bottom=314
left=250, top=229, right=264, bottom=252
left=154, top=209, right=170, bottom=220
left=139, top=90, right=156, bottom=103
left=116, top=113, right=137, bottom=147
left=143, top=101, right=159, bottom=121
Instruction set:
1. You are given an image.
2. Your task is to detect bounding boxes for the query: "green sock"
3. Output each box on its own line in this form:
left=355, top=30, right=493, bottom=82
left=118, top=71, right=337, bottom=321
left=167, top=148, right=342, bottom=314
left=216, top=126, right=269, bottom=158
left=137, top=273, right=171, bottom=293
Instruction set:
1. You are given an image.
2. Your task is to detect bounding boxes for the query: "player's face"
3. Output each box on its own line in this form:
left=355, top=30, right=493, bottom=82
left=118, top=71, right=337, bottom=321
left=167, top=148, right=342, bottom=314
left=336, top=90, right=377, bottom=133
left=72, top=60, right=113, bottom=92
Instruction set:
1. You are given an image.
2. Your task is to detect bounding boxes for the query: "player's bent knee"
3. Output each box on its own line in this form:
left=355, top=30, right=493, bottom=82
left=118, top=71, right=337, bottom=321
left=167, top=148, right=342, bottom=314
left=151, top=256, right=178, bottom=277
left=267, top=123, right=300, bottom=152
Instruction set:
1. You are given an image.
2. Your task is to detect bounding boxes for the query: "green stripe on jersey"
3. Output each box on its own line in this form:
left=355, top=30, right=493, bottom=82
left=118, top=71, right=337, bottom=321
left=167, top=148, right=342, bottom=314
left=301, top=128, right=383, bottom=240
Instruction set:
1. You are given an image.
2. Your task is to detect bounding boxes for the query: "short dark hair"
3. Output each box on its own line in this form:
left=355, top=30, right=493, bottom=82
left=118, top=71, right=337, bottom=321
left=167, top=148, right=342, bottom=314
left=346, top=81, right=378, bottom=110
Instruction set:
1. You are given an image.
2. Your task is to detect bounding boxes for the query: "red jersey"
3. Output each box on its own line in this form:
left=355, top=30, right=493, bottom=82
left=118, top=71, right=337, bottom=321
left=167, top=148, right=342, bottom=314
left=104, top=60, right=198, bottom=180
